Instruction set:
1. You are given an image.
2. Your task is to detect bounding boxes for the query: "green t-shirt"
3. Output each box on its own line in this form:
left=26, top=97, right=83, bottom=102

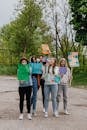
left=17, top=64, right=30, bottom=81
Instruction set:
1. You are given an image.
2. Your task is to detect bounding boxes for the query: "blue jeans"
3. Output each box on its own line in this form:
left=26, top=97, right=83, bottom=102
left=44, top=84, right=58, bottom=113
left=31, top=76, right=38, bottom=112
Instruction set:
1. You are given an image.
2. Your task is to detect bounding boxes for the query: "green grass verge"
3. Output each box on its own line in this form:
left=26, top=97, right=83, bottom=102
left=72, top=71, right=87, bottom=88
left=0, top=65, right=17, bottom=75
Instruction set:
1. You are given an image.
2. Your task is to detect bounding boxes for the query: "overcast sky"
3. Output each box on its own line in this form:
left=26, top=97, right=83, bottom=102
left=0, top=0, right=67, bottom=29
left=0, top=0, right=18, bottom=27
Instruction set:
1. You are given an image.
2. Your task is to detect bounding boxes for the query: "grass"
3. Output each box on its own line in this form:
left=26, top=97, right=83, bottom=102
left=0, top=65, right=17, bottom=75
left=72, top=71, right=87, bottom=89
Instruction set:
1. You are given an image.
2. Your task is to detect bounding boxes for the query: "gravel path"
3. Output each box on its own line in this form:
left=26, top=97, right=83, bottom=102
left=0, top=76, right=87, bottom=130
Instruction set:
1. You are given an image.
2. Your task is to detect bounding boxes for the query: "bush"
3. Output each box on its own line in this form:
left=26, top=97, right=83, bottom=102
left=72, top=68, right=87, bottom=87
left=0, top=65, right=17, bottom=75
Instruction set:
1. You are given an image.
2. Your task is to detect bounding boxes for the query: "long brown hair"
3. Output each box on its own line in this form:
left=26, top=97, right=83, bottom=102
left=48, top=58, right=57, bottom=74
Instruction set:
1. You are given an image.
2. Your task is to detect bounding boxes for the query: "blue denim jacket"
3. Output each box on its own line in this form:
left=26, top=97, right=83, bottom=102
left=30, top=62, right=43, bottom=74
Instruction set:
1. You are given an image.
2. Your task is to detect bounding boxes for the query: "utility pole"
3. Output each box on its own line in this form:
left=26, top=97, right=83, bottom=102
left=53, top=0, right=58, bottom=60
left=55, top=12, right=58, bottom=60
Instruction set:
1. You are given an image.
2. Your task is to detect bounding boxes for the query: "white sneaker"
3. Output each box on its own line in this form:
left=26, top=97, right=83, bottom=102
left=43, top=108, right=45, bottom=113
left=19, top=114, right=23, bottom=120
left=44, top=112, right=48, bottom=118
left=64, top=110, right=70, bottom=115
left=53, top=112, right=59, bottom=118
left=32, top=111, right=37, bottom=116
left=27, top=114, right=32, bottom=120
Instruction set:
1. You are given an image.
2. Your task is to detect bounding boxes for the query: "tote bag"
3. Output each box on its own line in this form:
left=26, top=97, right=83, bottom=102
left=54, top=75, right=61, bottom=84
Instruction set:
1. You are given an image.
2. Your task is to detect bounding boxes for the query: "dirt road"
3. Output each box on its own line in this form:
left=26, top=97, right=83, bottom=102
left=0, top=76, right=87, bottom=130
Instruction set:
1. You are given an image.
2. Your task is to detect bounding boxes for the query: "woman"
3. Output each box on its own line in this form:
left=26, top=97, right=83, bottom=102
left=17, top=57, right=32, bottom=120
left=43, top=58, right=60, bottom=118
left=56, top=58, right=71, bottom=115
left=40, top=56, right=47, bottom=113
left=30, top=56, right=43, bottom=116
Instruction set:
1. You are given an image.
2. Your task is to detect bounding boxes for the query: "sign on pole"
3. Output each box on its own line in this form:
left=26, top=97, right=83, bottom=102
left=68, top=52, right=79, bottom=67
left=41, top=44, right=51, bottom=55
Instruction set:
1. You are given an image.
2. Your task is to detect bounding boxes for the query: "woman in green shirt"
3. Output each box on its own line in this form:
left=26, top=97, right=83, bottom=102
left=17, top=57, right=32, bottom=120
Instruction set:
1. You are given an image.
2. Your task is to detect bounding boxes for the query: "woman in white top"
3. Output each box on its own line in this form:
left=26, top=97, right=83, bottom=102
left=43, top=58, right=60, bottom=118
left=56, top=58, right=71, bottom=115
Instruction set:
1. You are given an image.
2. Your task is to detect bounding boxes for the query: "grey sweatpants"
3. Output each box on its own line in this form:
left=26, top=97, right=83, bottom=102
left=56, top=84, right=68, bottom=111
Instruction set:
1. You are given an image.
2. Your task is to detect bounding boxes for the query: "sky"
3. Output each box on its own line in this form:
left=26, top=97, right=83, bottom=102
left=0, top=0, right=69, bottom=36
left=0, top=0, right=65, bottom=27
left=0, top=0, right=18, bottom=27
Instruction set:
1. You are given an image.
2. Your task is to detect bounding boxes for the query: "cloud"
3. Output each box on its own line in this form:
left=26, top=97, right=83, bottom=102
left=0, top=0, right=18, bottom=27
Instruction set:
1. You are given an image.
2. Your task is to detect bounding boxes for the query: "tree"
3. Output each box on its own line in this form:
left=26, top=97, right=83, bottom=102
left=0, top=0, right=52, bottom=59
left=69, top=0, right=87, bottom=45
left=37, top=0, right=77, bottom=60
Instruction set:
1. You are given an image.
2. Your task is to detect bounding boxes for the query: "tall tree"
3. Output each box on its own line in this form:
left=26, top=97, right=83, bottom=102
left=38, top=0, right=77, bottom=60
left=69, top=0, right=87, bottom=45
left=0, top=0, right=52, bottom=58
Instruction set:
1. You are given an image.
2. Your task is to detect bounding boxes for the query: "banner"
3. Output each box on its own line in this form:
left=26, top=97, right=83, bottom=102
left=41, top=44, right=51, bottom=54
left=68, top=52, right=79, bottom=67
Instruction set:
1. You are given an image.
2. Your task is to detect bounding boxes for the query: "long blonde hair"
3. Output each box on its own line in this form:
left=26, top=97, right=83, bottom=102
left=59, top=58, right=68, bottom=67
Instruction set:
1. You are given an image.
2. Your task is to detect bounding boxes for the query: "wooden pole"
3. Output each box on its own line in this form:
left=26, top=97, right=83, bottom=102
left=70, top=67, right=73, bottom=86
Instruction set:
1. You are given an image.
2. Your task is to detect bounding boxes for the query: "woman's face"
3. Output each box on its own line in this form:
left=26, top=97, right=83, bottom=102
left=40, top=56, right=43, bottom=62
left=60, top=60, right=66, bottom=67
left=50, top=59, right=53, bottom=65
left=33, top=57, right=36, bottom=62
left=37, top=58, right=40, bottom=62
left=21, top=60, right=27, bottom=65
left=50, top=58, right=56, bottom=66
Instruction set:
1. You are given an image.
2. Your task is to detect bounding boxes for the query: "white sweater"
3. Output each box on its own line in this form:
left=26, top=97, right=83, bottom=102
left=59, top=67, right=71, bottom=85
left=42, top=65, right=59, bottom=85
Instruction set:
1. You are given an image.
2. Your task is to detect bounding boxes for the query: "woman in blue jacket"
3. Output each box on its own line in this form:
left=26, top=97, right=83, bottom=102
left=30, top=56, right=43, bottom=116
